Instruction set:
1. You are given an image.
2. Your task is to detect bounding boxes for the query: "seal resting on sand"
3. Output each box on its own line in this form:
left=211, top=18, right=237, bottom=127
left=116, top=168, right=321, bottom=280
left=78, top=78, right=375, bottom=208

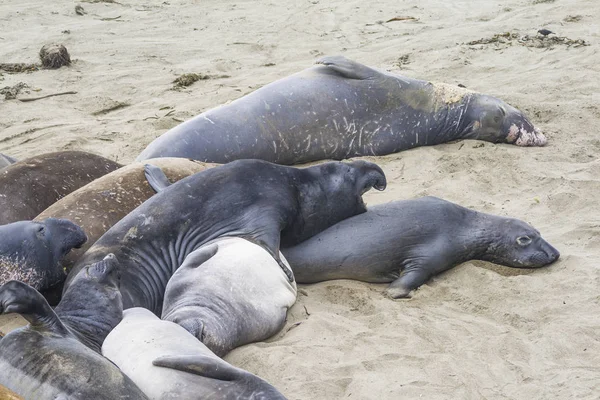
left=162, top=239, right=296, bottom=357
left=103, top=307, right=287, bottom=400
left=35, top=158, right=216, bottom=271
left=283, top=197, right=560, bottom=298
left=137, top=56, right=547, bottom=165
left=64, top=159, right=386, bottom=315
left=0, top=151, right=121, bottom=224
left=0, top=255, right=148, bottom=400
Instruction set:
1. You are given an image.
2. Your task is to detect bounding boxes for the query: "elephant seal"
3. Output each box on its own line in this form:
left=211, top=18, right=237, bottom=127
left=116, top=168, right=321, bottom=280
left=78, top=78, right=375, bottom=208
left=0, top=152, right=17, bottom=169
left=0, top=151, right=122, bottom=224
left=64, top=159, right=386, bottom=315
left=0, top=257, right=148, bottom=399
left=162, top=239, right=296, bottom=357
left=283, top=197, right=560, bottom=298
left=103, top=307, right=287, bottom=400
left=36, top=158, right=216, bottom=272
left=0, top=218, right=87, bottom=294
left=136, top=56, right=546, bottom=165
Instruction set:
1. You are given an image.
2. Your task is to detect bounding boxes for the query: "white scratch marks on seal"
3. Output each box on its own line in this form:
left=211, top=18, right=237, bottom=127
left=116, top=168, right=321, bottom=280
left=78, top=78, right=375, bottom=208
left=202, top=115, right=215, bottom=125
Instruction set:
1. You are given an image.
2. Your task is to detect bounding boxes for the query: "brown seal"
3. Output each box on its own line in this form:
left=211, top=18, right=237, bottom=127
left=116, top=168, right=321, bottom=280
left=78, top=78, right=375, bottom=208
left=0, top=151, right=122, bottom=224
left=36, top=158, right=216, bottom=271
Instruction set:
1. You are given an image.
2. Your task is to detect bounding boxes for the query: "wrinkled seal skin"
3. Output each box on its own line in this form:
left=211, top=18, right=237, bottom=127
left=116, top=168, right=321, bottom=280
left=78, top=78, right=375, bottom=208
left=283, top=197, right=560, bottom=298
left=0, top=218, right=87, bottom=294
left=162, top=239, right=297, bottom=357
left=103, top=308, right=287, bottom=400
left=64, top=159, right=386, bottom=315
left=35, top=158, right=216, bottom=272
left=0, top=151, right=122, bottom=224
left=0, top=153, right=17, bottom=169
left=136, top=56, right=546, bottom=165
left=0, top=256, right=148, bottom=400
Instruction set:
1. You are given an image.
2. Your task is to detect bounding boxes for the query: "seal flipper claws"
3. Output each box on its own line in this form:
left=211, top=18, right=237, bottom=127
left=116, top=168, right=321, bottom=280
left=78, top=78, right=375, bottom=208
left=315, top=55, right=379, bottom=80
left=144, top=164, right=173, bottom=193
left=0, top=280, right=69, bottom=334
left=153, top=355, right=241, bottom=382
left=387, top=269, right=430, bottom=299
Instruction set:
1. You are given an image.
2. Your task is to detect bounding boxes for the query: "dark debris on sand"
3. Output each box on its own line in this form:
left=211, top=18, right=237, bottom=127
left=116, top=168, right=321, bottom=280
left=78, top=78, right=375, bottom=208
left=466, top=32, right=589, bottom=49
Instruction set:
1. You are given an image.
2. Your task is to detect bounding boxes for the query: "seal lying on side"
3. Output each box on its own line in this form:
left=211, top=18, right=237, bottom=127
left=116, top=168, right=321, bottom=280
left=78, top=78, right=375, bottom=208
left=0, top=218, right=87, bottom=294
left=283, top=197, right=560, bottom=298
left=36, top=158, right=216, bottom=272
left=65, top=159, right=386, bottom=315
left=103, top=307, right=287, bottom=400
left=162, top=239, right=296, bottom=357
left=0, top=152, right=17, bottom=169
left=0, top=151, right=122, bottom=224
left=137, top=56, right=546, bottom=165
left=0, top=256, right=148, bottom=399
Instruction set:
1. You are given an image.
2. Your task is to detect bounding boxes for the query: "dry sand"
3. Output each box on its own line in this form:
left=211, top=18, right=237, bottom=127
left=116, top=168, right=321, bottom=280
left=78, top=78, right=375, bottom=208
left=1, top=0, right=599, bottom=398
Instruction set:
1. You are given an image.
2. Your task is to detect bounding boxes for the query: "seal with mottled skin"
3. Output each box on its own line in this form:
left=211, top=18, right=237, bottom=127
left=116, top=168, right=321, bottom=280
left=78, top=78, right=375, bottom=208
left=35, top=158, right=216, bottom=272
left=0, top=256, right=148, bottom=400
left=0, top=151, right=122, bottom=224
left=283, top=197, right=560, bottom=298
left=136, top=56, right=547, bottom=165
left=162, top=239, right=296, bottom=357
left=0, top=152, right=17, bottom=169
left=64, top=159, right=386, bottom=315
left=0, top=218, right=87, bottom=294
left=103, top=307, right=287, bottom=400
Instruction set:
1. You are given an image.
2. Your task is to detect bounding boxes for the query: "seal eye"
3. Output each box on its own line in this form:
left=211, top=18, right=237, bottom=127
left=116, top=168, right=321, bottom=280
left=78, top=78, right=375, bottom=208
left=517, top=236, right=532, bottom=246
left=36, top=225, right=46, bottom=236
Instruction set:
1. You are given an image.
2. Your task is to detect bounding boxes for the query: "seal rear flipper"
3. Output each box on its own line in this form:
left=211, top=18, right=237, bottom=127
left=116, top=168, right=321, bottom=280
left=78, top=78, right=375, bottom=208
left=0, top=280, right=69, bottom=335
left=152, top=355, right=242, bottom=382
left=144, top=164, right=173, bottom=193
left=315, top=56, right=381, bottom=80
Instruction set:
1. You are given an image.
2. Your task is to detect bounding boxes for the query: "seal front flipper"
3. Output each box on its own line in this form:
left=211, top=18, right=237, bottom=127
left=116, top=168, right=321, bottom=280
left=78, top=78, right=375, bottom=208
left=152, top=355, right=242, bottom=382
left=245, top=230, right=295, bottom=283
left=0, top=280, right=69, bottom=335
left=315, top=56, right=381, bottom=80
left=144, top=164, right=173, bottom=193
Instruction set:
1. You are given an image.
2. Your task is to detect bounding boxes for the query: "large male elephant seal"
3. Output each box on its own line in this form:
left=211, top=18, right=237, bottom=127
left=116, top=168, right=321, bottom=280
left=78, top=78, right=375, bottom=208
left=283, top=197, right=560, bottom=298
left=65, top=159, right=386, bottom=315
left=0, top=256, right=148, bottom=399
left=103, top=307, right=287, bottom=400
left=0, top=218, right=87, bottom=293
left=0, top=151, right=122, bottom=224
left=36, top=158, right=216, bottom=271
left=162, top=239, right=296, bottom=357
left=0, top=152, right=17, bottom=169
left=136, top=56, right=546, bottom=165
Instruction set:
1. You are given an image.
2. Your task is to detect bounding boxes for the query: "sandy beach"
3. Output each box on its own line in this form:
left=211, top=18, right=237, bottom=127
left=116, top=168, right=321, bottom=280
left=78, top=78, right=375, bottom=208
left=1, top=0, right=599, bottom=398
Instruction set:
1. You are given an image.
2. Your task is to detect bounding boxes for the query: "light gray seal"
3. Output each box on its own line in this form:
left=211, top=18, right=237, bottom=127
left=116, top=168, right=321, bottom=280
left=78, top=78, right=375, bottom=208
left=137, top=56, right=547, bottom=165
left=283, top=197, right=560, bottom=298
left=162, top=239, right=296, bottom=357
left=64, top=159, right=386, bottom=315
left=0, top=255, right=148, bottom=399
left=103, top=307, right=287, bottom=400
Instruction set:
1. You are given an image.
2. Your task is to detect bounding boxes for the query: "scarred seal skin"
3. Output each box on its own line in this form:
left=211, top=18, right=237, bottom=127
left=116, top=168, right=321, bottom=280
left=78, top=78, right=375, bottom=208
left=0, top=151, right=122, bottom=224
left=283, top=197, right=560, bottom=298
left=137, top=56, right=546, bottom=165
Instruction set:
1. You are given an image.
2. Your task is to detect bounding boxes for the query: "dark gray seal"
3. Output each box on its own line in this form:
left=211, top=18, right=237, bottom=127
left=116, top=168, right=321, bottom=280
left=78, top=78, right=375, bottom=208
left=283, top=197, right=560, bottom=298
left=0, top=218, right=87, bottom=294
left=136, top=56, right=547, bottom=165
left=103, top=307, right=287, bottom=400
left=0, top=151, right=122, bottom=224
left=64, top=159, right=386, bottom=314
left=0, top=256, right=148, bottom=399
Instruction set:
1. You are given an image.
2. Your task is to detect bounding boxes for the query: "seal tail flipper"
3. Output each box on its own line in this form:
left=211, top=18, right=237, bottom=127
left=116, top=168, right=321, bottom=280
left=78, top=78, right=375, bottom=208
left=144, top=164, right=173, bottom=193
left=0, top=280, right=69, bottom=334
left=152, top=355, right=242, bottom=382
left=315, top=56, right=381, bottom=80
